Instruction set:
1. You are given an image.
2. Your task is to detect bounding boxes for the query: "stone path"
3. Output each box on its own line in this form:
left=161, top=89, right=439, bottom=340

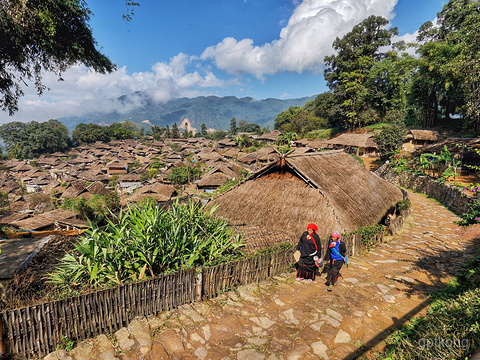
left=44, top=191, right=480, bottom=360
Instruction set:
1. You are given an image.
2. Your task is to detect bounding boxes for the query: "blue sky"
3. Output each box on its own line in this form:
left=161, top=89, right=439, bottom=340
left=0, top=0, right=448, bottom=124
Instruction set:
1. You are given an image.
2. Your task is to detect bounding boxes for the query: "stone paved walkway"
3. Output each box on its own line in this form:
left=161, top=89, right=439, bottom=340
left=44, top=191, right=480, bottom=360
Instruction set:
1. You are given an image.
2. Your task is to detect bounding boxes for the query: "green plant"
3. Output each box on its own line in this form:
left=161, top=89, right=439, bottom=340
left=167, top=165, right=202, bottom=185
left=455, top=199, right=480, bottom=226
left=50, top=199, right=245, bottom=288
left=57, top=336, right=76, bottom=352
left=396, top=199, right=411, bottom=211
left=349, top=224, right=385, bottom=248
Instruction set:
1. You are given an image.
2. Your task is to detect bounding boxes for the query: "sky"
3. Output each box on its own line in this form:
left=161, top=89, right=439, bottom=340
left=0, top=0, right=449, bottom=124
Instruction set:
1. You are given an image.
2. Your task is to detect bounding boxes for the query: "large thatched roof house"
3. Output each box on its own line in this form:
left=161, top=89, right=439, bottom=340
left=208, top=150, right=405, bottom=240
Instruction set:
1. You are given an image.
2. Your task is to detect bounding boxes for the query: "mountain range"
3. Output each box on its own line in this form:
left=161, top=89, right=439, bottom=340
left=59, top=92, right=317, bottom=131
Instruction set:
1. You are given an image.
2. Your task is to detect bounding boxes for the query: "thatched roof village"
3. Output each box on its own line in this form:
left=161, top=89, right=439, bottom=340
left=0, top=128, right=460, bottom=241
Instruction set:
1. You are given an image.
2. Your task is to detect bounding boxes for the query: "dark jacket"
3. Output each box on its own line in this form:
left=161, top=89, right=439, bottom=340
left=324, top=238, right=346, bottom=262
left=297, top=231, right=321, bottom=264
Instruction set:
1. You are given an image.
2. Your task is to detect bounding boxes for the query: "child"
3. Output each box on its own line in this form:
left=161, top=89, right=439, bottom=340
left=325, top=231, right=347, bottom=291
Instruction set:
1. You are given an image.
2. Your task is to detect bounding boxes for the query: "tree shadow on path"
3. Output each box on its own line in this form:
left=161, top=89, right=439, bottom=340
left=347, top=234, right=480, bottom=360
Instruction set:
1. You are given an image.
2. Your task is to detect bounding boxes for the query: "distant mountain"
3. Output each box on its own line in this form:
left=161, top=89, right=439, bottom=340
left=59, top=92, right=317, bottom=131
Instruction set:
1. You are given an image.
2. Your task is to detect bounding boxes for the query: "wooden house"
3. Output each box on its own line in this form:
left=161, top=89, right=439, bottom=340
left=402, top=130, right=440, bottom=152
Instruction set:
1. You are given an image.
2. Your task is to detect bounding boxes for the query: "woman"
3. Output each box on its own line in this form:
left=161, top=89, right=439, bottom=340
left=325, top=231, right=347, bottom=291
left=296, top=223, right=321, bottom=282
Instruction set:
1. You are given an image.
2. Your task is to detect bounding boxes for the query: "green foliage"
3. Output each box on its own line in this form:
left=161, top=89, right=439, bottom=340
left=455, top=199, right=480, bottom=226
left=274, top=106, right=302, bottom=130
left=0, top=120, right=71, bottom=159
left=373, top=120, right=407, bottom=159
left=324, top=15, right=401, bottom=130
left=167, top=165, right=202, bottom=185
left=412, top=0, right=480, bottom=130
left=0, top=0, right=115, bottom=115
left=349, top=224, right=385, bottom=248
left=276, top=145, right=291, bottom=154
left=234, top=134, right=253, bottom=149
left=230, top=117, right=237, bottom=135
left=237, top=120, right=261, bottom=134
left=303, top=128, right=339, bottom=140
left=50, top=199, right=245, bottom=288
left=57, top=336, right=76, bottom=352
left=171, top=122, right=181, bottom=138
left=72, top=123, right=108, bottom=144
left=396, top=199, right=411, bottom=211
left=61, top=193, right=120, bottom=224
left=381, top=254, right=480, bottom=359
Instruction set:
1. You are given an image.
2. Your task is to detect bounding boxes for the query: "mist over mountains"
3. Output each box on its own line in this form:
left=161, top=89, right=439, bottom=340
left=59, top=92, right=317, bottom=131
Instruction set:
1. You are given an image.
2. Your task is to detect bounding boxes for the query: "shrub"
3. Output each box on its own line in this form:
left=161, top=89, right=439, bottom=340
left=455, top=200, right=480, bottom=226
left=396, top=199, right=411, bottom=211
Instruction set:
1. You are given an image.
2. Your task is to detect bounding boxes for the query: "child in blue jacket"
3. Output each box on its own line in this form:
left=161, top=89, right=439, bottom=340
left=324, top=231, right=347, bottom=291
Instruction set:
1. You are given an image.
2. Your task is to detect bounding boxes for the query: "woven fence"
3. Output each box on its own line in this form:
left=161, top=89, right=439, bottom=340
left=0, top=212, right=407, bottom=359
left=1, top=269, right=196, bottom=359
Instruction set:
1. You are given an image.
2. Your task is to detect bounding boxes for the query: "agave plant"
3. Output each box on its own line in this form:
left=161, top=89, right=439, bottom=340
left=50, top=199, right=245, bottom=288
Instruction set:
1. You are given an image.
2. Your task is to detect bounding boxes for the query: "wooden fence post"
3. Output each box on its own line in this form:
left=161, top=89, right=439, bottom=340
left=0, top=316, right=6, bottom=357
left=195, top=269, right=203, bottom=302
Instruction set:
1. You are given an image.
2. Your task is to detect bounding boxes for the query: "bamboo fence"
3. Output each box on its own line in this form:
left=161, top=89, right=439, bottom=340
left=1, top=269, right=196, bottom=359
left=0, top=212, right=406, bottom=359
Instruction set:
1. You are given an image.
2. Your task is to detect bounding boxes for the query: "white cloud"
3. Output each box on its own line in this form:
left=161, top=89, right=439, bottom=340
left=201, top=0, right=399, bottom=77
left=1, top=0, right=408, bottom=123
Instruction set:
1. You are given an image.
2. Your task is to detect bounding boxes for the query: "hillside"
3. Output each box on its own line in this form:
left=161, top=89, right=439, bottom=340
left=59, top=92, right=317, bottom=131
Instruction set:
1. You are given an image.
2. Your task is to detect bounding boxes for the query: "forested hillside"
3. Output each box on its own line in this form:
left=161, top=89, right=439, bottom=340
left=59, top=94, right=316, bottom=131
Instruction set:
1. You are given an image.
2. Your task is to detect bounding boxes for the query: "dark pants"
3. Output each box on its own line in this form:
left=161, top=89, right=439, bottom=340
left=326, top=259, right=344, bottom=285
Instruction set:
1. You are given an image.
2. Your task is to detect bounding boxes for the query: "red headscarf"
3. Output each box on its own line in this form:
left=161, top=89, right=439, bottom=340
left=307, top=223, right=318, bottom=232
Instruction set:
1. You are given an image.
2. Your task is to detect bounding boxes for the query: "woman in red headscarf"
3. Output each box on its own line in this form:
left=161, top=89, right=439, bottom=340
left=296, top=223, right=321, bottom=282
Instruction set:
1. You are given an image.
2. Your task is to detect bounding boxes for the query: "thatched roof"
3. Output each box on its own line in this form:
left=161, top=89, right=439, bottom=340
left=208, top=151, right=404, bottom=240
left=126, top=183, right=177, bottom=203
left=197, top=164, right=236, bottom=188
left=406, top=130, right=439, bottom=141
left=328, top=133, right=377, bottom=148
left=257, top=130, right=282, bottom=141
left=10, top=209, right=77, bottom=231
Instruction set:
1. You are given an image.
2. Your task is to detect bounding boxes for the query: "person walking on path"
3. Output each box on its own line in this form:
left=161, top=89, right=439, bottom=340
left=325, top=231, right=347, bottom=291
left=296, top=223, right=321, bottom=282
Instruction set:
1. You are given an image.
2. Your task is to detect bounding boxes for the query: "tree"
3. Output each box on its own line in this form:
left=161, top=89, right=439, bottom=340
left=274, top=106, right=302, bottom=130
left=151, top=125, right=166, bottom=140
left=0, top=119, right=70, bottom=159
left=0, top=0, right=118, bottom=116
left=171, top=122, right=180, bottom=138
left=200, top=123, right=208, bottom=137
left=73, top=123, right=108, bottom=144
left=324, top=16, right=399, bottom=130
left=237, top=122, right=260, bottom=134
left=230, top=117, right=237, bottom=135
left=373, top=120, right=406, bottom=159
left=413, top=0, right=480, bottom=130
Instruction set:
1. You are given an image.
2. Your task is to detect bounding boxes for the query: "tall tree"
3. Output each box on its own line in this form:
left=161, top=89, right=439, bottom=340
left=0, top=0, right=118, bottom=115
left=73, top=123, right=108, bottom=144
left=230, top=117, right=237, bottom=135
left=200, top=123, right=208, bottom=137
left=0, top=119, right=70, bottom=159
left=324, top=16, right=398, bottom=130
left=171, top=122, right=180, bottom=138
left=410, top=0, right=480, bottom=129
